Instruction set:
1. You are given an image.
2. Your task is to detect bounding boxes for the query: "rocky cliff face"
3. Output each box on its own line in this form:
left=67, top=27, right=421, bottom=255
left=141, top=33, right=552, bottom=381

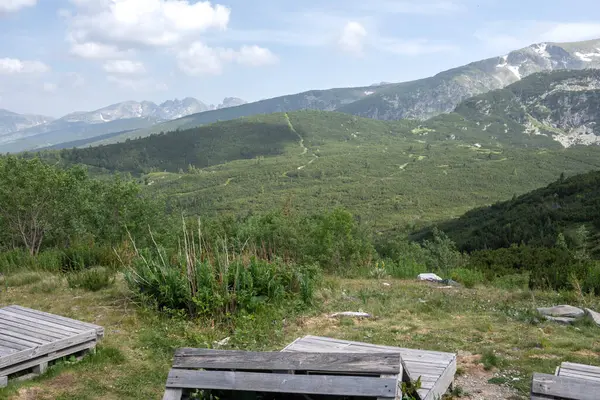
left=455, top=69, right=600, bottom=147
left=338, top=39, right=600, bottom=121
left=0, top=109, right=54, bottom=137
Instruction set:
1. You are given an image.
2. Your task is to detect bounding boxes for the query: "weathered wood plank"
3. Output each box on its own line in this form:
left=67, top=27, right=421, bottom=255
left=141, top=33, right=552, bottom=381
left=0, top=333, right=46, bottom=348
left=0, top=330, right=96, bottom=369
left=560, top=371, right=600, bottom=382
left=0, top=339, right=28, bottom=351
left=0, top=331, right=48, bottom=346
left=0, top=320, right=65, bottom=341
left=531, top=373, right=600, bottom=400
left=0, top=310, right=83, bottom=334
left=166, top=369, right=397, bottom=398
left=173, top=349, right=401, bottom=374
left=560, top=362, right=600, bottom=375
left=284, top=335, right=456, bottom=400
left=0, top=315, right=72, bottom=338
left=162, top=388, right=183, bottom=400
left=6, top=306, right=104, bottom=335
left=0, top=340, right=96, bottom=376
left=301, top=336, right=455, bottom=362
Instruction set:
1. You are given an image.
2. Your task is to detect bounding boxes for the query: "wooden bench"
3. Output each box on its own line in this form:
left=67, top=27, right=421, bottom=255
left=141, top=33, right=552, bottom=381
left=531, top=362, right=600, bottom=399
left=162, top=348, right=403, bottom=400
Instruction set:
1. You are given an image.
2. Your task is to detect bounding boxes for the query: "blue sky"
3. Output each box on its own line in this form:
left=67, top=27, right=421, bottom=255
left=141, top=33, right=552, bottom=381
left=1, top=0, right=600, bottom=117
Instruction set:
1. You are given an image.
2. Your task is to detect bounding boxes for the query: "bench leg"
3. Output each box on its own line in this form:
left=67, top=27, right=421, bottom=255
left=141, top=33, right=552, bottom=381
left=33, top=361, right=48, bottom=375
left=0, top=376, right=7, bottom=388
left=162, top=388, right=183, bottom=400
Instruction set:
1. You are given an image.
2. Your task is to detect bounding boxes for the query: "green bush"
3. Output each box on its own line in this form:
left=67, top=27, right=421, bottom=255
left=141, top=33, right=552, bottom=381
left=67, top=267, right=115, bottom=291
left=124, top=227, right=320, bottom=318
left=0, top=249, right=63, bottom=274
left=450, top=268, right=485, bottom=288
left=60, top=244, right=119, bottom=272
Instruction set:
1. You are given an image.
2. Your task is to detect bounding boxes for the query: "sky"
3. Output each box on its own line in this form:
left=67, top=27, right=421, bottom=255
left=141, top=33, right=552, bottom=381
left=1, top=0, right=600, bottom=117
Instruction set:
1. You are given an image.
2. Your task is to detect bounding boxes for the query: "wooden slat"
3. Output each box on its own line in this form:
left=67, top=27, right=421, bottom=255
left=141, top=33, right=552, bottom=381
left=0, top=331, right=47, bottom=346
left=6, top=306, right=103, bottom=335
left=0, top=340, right=96, bottom=376
left=0, top=330, right=96, bottom=368
left=560, top=362, right=600, bottom=375
left=560, top=371, right=600, bottom=382
left=0, top=320, right=65, bottom=341
left=173, top=349, right=401, bottom=374
left=302, top=336, right=455, bottom=362
left=0, top=310, right=83, bottom=335
left=166, top=369, right=397, bottom=398
left=531, top=373, right=600, bottom=400
left=0, top=315, right=72, bottom=338
left=284, top=335, right=457, bottom=400
left=162, top=388, right=182, bottom=400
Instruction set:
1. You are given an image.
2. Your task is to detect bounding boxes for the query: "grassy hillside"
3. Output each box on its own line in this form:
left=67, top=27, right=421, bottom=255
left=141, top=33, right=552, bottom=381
left=416, top=170, right=600, bottom=254
left=49, top=109, right=600, bottom=232
left=85, top=86, right=380, bottom=147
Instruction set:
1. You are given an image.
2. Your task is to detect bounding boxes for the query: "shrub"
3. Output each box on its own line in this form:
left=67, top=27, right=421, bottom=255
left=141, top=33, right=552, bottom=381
left=124, top=225, right=319, bottom=319
left=450, top=268, right=485, bottom=288
left=0, top=249, right=62, bottom=274
left=3, top=271, right=43, bottom=287
left=60, top=244, right=119, bottom=272
left=67, top=267, right=115, bottom=291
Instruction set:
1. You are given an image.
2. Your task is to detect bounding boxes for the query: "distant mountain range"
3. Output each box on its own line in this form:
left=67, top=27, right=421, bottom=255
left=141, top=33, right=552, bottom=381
left=0, top=97, right=247, bottom=153
left=1, top=38, right=599, bottom=153
left=0, top=109, right=54, bottom=137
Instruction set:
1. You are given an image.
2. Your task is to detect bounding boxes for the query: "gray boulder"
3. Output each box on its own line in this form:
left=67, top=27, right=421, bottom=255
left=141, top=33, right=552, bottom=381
left=543, top=316, right=577, bottom=324
left=537, top=305, right=585, bottom=318
left=585, top=308, right=600, bottom=326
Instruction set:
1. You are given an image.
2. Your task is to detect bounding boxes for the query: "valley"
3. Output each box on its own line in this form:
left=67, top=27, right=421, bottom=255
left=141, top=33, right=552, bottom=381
left=2, top=29, right=600, bottom=400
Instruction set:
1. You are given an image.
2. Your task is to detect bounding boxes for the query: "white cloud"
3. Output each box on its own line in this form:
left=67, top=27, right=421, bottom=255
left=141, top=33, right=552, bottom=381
left=69, top=41, right=128, bottom=59
left=230, top=46, right=279, bottom=67
left=475, top=21, right=600, bottom=54
left=106, top=75, right=167, bottom=92
left=43, top=82, right=58, bottom=92
left=177, top=42, right=278, bottom=76
left=66, top=0, right=230, bottom=54
left=0, top=0, right=36, bottom=13
left=338, top=21, right=367, bottom=56
left=103, top=60, right=145, bottom=75
left=0, top=58, right=49, bottom=74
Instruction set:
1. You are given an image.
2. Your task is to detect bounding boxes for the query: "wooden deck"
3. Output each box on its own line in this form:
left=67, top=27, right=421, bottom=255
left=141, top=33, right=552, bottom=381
left=0, top=305, right=104, bottom=387
left=283, top=335, right=456, bottom=400
left=163, top=348, right=402, bottom=400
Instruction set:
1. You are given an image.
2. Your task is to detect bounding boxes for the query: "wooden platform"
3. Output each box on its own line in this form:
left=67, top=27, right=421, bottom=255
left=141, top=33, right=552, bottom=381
left=163, top=348, right=402, bottom=400
left=530, top=362, right=600, bottom=399
left=0, top=305, right=104, bottom=387
left=283, top=335, right=456, bottom=400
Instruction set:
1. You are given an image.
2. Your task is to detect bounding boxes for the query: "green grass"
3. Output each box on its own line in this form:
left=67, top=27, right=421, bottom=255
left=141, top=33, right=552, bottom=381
left=1, top=271, right=599, bottom=399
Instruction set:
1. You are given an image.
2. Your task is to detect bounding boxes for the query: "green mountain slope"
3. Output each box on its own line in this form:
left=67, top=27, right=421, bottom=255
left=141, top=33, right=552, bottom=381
left=70, top=39, right=600, bottom=149
left=49, top=108, right=600, bottom=232
left=417, top=170, right=600, bottom=255
left=85, top=86, right=381, bottom=147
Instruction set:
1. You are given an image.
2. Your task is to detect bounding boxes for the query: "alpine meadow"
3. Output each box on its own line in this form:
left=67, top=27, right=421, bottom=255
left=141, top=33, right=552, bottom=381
left=2, top=7, right=600, bottom=399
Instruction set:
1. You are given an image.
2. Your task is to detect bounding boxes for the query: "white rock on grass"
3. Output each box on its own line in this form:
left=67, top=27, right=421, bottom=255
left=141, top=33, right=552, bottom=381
left=417, top=273, right=443, bottom=283
left=537, top=305, right=585, bottom=318
left=329, top=312, right=372, bottom=318
left=585, top=308, right=600, bottom=326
